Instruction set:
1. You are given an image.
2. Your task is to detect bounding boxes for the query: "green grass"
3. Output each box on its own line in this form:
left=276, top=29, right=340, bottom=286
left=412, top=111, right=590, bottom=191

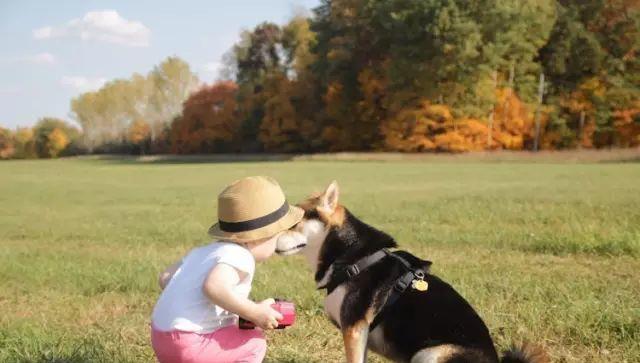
left=0, top=157, right=639, bottom=362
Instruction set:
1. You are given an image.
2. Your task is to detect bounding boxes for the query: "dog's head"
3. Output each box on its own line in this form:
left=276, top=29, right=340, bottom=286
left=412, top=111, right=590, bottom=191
left=277, top=180, right=398, bottom=285
left=276, top=181, right=345, bottom=256
left=275, top=181, right=345, bottom=265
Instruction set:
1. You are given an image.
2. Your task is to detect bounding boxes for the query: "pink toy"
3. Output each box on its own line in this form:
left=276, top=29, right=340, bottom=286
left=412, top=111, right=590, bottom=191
left=239, top=300, right=296, bottom=329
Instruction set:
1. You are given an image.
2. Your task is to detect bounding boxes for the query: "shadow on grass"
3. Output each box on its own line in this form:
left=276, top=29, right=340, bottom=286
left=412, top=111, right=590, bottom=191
left=76, top=148, right=640, bottom=165
left=602, top=156, right=640, bottom=163
left=81, top=153, right=298, bottom=165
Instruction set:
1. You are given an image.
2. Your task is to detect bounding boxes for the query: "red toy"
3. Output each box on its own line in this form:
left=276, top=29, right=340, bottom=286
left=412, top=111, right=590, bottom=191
left=239, top=300, right=296, bottom=329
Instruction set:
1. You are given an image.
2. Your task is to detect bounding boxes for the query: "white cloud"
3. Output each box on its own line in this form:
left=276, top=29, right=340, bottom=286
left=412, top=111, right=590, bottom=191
left=60, top=76, right=107, bottom=92
left=0, top=52, right=56, bottom=65
left=33, top=10, right=151, bottom=47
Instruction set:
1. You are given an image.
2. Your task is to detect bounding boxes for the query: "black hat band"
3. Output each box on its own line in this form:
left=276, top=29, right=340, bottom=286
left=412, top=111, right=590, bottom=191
left=219, top=201, right=290, bottom=233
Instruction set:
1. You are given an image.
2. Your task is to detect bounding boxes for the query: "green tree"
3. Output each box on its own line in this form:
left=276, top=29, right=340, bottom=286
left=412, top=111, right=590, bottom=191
left=540, top=0, right=640, bottom=147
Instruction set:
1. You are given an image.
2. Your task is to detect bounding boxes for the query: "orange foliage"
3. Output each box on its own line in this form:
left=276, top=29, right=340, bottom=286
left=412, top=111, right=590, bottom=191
left=170, top=81, right=239, bottom=153
left=380, top=89, right=543, bottom=152
left=127, top=120, right=151, bottom=145
left=490, top=88, right=538, bottom=150
left=0, top=127, right=15, bottom=159
left=613, top=104, right=640, bottom=147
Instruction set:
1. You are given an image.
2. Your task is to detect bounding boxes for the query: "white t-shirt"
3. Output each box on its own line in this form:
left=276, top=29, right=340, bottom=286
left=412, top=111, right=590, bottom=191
left=151, top=242, right=255, bottom=333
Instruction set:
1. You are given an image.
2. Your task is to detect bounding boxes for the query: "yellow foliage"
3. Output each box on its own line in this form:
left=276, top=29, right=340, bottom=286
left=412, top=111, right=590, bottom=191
left=47, top=128, right=69, bottom=157
left=433, top=132, right=467, bottom=152
left=127, top=120, right=151, bottom=145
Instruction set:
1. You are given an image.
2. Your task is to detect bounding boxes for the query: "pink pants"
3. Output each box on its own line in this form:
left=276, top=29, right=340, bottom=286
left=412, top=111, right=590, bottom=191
left=151, top=324, right=266, bottom=363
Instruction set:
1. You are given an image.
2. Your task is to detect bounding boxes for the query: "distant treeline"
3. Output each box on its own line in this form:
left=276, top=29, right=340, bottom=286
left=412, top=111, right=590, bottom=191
left=1, top=0, right=639, bottom=159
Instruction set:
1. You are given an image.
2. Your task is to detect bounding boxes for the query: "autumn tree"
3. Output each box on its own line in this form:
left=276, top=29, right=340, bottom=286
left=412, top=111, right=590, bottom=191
left=71, top=57, right=198, bottom=152
left=540, top=0, right=640, bottom=147
left=0, top=127, right=15, bottom=159
left=12, top=128, right=37, bottom=159
left=147, top=57, right=200, bottom=139
left=46, top=128, right=70, bottom=157
left=170, top=81, right=240, bottom=153
left=127, top=119, right=152, bottom=154
left=308, top=0, right=556, bottom=151
left=59, top=1, right=640, bottom=154
left=257, top=17, right=322, bottom=152
left=32, top=118, right=80, bottom=158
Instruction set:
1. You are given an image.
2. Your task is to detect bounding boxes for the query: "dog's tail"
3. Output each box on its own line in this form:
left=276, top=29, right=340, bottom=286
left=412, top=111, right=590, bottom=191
left=500, top=342, right=549, bottom=363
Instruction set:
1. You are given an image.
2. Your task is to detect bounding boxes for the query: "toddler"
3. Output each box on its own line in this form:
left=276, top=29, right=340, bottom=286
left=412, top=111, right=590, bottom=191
left=151, top=176, right=304, bottom=363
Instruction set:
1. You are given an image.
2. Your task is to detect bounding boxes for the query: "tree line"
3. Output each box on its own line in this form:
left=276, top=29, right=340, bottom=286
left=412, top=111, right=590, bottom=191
left=1, top=0, right=638, bottom=159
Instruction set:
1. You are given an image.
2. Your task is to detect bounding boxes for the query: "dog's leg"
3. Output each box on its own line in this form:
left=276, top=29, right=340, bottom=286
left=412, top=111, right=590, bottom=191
left=342, top=319, right=369, bottom=363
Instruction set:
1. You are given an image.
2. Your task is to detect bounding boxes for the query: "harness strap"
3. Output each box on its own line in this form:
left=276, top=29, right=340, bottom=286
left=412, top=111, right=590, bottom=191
left=321, top=248, right=427, bottom=331
left=325, top=249, right=388, bottom=292
left=382, top=249, right=413, bottom=270
left=369, top=270, right=415, bottom=330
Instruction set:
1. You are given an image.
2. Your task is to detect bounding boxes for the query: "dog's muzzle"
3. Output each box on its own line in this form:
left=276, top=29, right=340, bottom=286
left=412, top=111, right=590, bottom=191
left=275, top=231, right=308, bottom=255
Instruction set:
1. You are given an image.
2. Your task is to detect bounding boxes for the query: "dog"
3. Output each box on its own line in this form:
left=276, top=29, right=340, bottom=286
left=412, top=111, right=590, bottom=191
left=276, top=181, right=549, bottom=363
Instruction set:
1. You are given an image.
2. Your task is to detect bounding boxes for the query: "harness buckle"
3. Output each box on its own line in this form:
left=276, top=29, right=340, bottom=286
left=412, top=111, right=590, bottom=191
left=345, top=264, right=360, bottom=278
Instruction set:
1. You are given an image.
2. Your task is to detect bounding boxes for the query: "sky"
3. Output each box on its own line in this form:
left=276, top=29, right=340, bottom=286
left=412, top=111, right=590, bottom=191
left=0, top=0, right=320, bottom=128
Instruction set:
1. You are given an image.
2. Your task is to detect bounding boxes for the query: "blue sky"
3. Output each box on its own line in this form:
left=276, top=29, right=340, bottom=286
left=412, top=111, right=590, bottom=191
left=0, top=0, right=320, bottom=128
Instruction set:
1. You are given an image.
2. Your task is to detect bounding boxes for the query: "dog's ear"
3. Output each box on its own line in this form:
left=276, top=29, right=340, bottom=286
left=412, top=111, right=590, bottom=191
left=319, top=180, right=339, bottom=213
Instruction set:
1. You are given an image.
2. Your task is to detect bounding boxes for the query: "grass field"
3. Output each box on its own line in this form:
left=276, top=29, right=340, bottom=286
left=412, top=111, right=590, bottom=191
left=1, top=156, right=639, bottom=362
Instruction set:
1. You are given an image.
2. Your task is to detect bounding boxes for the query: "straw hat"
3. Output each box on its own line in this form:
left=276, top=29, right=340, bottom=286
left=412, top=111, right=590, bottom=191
left=208, top=176, right=304, bottom=243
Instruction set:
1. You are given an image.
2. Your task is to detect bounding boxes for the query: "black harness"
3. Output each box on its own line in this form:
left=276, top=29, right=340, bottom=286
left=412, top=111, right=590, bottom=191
left=320, top=248, right=427, bottom=331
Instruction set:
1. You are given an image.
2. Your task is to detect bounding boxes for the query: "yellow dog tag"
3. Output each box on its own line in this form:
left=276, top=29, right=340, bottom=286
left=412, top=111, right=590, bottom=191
left=412, top=279, right=429, bottom=292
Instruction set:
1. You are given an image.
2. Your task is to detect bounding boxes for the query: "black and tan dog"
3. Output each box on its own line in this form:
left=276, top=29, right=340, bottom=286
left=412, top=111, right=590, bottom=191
left=276, top=181, right=548, bottom=363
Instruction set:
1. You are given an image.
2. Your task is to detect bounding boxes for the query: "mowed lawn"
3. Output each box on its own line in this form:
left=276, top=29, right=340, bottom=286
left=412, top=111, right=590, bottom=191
left=1, top=157, right=639, bottom=363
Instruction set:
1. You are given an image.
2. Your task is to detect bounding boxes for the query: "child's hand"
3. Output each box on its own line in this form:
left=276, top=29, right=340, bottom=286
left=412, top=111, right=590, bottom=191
left=249, top=298, right=283, bottom=330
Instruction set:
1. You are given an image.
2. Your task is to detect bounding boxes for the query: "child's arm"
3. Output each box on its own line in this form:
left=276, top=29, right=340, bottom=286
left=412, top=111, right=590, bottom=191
left=203, top=263, right=283, bottom=330
left=158, top=261, right=182, bottom=290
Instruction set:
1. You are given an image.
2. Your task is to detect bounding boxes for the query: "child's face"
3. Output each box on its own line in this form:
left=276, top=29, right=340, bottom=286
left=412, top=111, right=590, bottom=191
left=245, top=233, right=280, bottom=262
